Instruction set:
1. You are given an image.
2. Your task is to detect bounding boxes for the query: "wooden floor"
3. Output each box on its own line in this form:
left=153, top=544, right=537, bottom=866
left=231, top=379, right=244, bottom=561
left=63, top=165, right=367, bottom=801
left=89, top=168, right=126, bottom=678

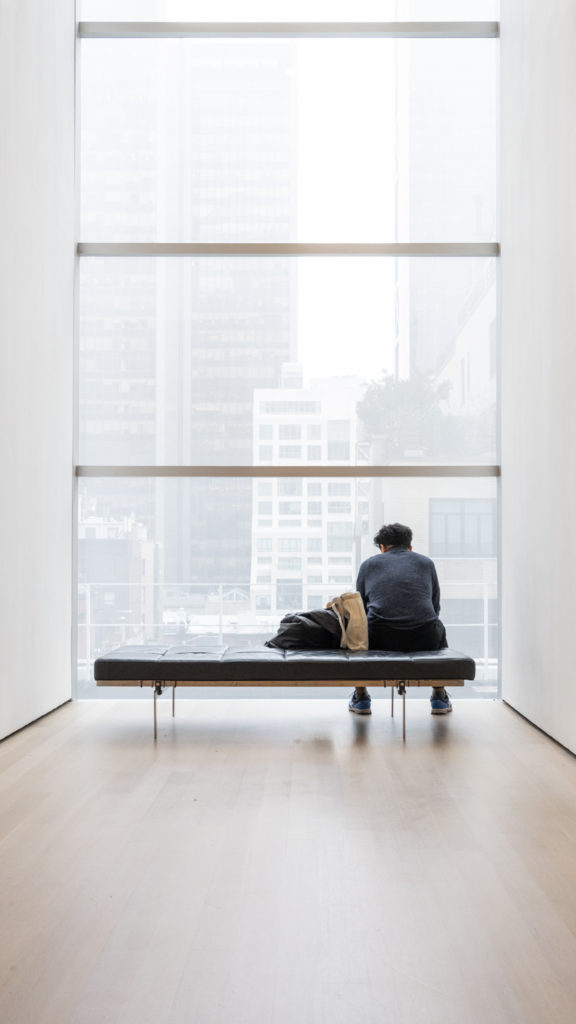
left=1, top=697, right=576, bottom=1024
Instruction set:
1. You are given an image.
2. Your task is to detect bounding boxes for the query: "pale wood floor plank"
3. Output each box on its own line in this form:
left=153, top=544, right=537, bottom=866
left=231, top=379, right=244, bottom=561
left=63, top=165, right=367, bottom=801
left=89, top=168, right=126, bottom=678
left=1, top=698, right=576, bottom=1022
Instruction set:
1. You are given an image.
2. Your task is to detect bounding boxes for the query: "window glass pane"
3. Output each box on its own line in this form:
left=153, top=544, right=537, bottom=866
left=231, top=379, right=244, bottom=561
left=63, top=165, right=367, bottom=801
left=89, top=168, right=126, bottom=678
left=78, top=475, right=497, bottom=695
left=279, top=538, right=301, bottom=552
left=79, top=257, right=497, bottom=465
left=81, top=38, right=497, bottom=242
left=429, top=498, right=497, bottom=556
left=81, top=1, right=499, bottom=22
left=278, top=481, right=302, bottom=496
left=279, top=425, right=301, bottom=441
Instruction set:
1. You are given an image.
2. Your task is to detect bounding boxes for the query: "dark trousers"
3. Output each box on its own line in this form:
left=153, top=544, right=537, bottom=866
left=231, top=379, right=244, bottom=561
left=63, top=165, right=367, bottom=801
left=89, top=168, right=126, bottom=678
left=368, top=618, right=447, bottom=653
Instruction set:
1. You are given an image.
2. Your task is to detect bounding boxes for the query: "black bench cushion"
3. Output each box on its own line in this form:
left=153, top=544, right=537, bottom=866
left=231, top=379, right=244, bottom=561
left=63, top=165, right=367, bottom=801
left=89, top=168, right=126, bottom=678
left=94, top=645, right=476, bottom=683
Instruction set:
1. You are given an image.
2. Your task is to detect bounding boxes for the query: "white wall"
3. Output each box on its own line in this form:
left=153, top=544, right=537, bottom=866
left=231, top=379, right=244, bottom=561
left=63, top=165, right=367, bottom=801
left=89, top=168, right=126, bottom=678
left=0, top=0, right=75, bottom=739
left=501, top=1, right=576, bottom=750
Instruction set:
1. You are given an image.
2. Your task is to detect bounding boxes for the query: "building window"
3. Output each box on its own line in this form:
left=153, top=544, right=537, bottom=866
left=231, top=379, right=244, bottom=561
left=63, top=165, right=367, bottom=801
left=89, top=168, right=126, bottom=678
left=279, top=501, right=300, bottom=515
left=278, top=557, right=302, bottom=570
left=327, top=539, right=351, bottom=553
left=328, top=501, right=351, bottom=514
left=279, top=424, right=301, bottom=440
left=276, top=580, right=302, bottom=610
left=327, top=442, right=350, bottom=461
left=279, top=538, right=301, bottom=552
left=429, top=499, right=497, bottom=557
left=77, top=20, right=499, bottom=694
left=261, top=402, right=321, bottom=415
left=328, top=522, right=353, bottom=537
left=278, top=480, right=302, bottom=496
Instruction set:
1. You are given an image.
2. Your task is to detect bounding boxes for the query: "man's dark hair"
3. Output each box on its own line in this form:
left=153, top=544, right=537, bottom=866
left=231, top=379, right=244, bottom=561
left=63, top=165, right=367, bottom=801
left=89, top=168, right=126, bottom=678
left=373, top=523, right=413, bottom=549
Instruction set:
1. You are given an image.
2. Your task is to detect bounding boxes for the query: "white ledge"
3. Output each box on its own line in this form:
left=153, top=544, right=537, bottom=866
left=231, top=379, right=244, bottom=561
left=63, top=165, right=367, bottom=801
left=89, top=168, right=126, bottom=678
left=78, top=21, right=500, bottom=40
left=78, top=242, right=500, bottom=258
left=76, top=466, right=501, bottom=478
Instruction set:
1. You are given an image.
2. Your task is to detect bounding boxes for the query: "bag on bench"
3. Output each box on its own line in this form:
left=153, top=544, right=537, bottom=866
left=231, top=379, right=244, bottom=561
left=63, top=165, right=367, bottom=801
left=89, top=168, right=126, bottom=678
left=265, top=608, right=341, bottom=650
left=326, top=591, right=369, bottom=651
left=265, top=591, right=368, bottom=652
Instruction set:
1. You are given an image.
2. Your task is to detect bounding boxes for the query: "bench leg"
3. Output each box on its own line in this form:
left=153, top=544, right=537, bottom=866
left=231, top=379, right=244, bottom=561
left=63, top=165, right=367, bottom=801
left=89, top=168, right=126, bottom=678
left=153, top=682, right=164, bottom=740
left=397, top=682, right=407, bottom=741
left=172, top=682, right=176, bottom=718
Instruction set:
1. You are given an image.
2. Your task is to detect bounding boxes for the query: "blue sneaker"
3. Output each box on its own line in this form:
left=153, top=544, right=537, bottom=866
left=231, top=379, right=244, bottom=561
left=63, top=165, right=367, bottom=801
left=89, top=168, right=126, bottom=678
left=348, top=690, right=372, bottom=715
left=430, top=689, right=452, bottom=715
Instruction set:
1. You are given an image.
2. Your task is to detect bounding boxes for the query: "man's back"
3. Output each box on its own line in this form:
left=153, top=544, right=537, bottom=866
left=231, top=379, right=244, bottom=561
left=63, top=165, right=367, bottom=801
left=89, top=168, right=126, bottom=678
left=349, top=524, right=450, bottom=711
left=356, top=547, right=440, bottom=629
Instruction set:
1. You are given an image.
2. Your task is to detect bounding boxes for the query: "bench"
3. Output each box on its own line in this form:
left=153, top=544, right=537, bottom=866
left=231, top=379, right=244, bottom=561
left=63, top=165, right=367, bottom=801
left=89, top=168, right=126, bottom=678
left=94, top=645, right=476, bottom=740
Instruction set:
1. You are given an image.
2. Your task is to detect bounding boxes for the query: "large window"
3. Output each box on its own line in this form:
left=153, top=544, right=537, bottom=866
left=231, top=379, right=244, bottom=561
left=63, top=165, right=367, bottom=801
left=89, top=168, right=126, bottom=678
left=77, top=5, right=500, bottom=697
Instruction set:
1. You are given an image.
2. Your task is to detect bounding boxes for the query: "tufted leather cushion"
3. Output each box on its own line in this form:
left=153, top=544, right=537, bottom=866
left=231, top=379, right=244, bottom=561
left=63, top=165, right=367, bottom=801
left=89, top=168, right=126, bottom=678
left=94, top=645, right=476, bottom=683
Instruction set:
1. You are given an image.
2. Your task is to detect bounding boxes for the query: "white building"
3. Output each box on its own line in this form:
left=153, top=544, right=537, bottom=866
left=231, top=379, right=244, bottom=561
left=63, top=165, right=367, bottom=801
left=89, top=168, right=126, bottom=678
left=250, top=374, right=368, bottom=614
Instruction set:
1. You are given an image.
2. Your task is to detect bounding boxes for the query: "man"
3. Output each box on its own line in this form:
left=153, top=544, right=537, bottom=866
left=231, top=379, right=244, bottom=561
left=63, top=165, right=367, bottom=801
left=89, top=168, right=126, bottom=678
left=348, top=522, right=452, bottom=717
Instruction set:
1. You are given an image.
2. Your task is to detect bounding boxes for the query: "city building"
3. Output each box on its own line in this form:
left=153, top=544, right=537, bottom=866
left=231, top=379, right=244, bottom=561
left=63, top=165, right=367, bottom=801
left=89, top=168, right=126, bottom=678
left=250, top=374, right=366, bottom=615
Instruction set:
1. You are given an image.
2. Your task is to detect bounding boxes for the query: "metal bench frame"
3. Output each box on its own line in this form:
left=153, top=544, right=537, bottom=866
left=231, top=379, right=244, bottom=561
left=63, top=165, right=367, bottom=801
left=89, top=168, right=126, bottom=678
left=98, top=676, right=466, bottom=741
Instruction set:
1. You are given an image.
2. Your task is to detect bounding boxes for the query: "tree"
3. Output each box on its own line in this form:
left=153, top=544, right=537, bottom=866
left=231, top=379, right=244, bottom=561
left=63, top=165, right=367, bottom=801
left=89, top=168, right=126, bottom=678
left=357, top=372, right=494, bottom=461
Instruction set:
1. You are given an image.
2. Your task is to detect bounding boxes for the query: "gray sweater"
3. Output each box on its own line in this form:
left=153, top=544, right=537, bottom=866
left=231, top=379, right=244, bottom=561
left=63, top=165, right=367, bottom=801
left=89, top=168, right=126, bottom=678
left=356, top=547, right=441, bottom=629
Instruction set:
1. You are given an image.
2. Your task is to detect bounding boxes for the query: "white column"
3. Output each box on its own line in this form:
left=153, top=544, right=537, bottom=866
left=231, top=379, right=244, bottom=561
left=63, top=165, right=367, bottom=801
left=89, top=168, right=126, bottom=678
left=0, top=0, right=75, bottom=738
left=501, top=0, right=576, bottom=751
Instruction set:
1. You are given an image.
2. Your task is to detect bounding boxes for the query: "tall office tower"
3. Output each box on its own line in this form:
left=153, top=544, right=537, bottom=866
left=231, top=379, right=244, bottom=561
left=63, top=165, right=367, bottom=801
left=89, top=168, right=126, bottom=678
left=153, top=40, right=298, bottom=586
left=80, top=37, right=298, bottom=652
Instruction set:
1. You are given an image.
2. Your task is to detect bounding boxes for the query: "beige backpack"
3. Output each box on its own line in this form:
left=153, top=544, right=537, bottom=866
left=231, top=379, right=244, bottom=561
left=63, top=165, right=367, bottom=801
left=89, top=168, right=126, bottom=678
left=326, top=591, right=369, bottom=651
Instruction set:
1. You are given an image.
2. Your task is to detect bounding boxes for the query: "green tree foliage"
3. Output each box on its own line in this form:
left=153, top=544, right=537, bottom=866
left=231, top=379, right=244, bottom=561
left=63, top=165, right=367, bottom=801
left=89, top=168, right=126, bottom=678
left=357, top=372, right=494, bottom=461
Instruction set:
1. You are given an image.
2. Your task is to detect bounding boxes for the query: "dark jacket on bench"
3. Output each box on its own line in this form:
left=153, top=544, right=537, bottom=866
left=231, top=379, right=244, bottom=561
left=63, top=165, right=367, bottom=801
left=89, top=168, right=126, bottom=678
left=265, top=608, right=341, bottom=650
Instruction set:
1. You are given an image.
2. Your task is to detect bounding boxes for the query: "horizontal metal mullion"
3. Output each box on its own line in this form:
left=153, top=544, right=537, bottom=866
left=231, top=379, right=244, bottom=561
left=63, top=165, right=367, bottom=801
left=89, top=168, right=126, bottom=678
left=78, top=21, right=500, bottom=40
left=76, top=466, right=500, bottom=479
left=78, top=242, right=500, bottom=258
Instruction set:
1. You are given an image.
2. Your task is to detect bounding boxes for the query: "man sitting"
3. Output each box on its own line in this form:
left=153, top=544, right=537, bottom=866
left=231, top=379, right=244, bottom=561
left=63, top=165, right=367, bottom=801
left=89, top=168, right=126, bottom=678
left=349, top=522, right=452, bottom=717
